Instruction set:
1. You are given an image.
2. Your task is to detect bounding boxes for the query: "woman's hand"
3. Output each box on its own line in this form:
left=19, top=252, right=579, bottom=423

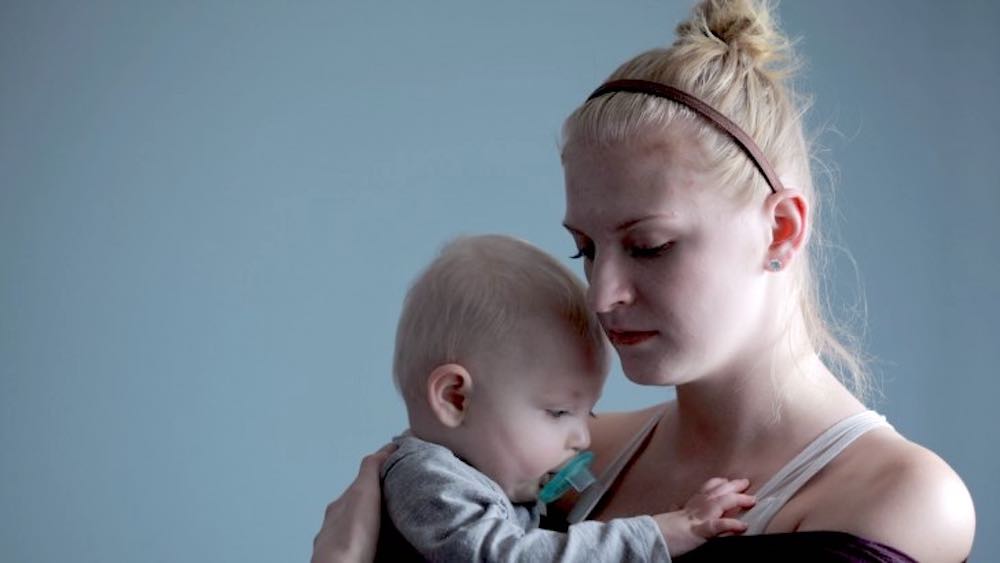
left=311, top=444, right=397, bottom=563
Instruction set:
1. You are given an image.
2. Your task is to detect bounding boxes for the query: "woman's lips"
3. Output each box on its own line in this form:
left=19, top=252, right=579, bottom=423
left=606, top=330, right=657, bottom=346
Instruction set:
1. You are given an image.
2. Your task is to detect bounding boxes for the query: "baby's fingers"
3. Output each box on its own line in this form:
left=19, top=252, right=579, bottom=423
left=699, top=477, right=731, bottom=492
left=694, top=517, right=749, bottom=539
left=703, top=477, right=750, bottom=497
left=713, top=492, right=757, bottom=513
left=689, top=491, right=756, bottom=520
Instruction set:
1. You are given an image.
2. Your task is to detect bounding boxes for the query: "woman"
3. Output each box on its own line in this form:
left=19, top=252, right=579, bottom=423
left=313, top=1, right=975, bottom=560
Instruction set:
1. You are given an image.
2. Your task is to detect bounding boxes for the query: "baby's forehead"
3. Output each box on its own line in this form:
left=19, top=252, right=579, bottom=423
left=512, top=363, right=605, bottom=397
left=489, top=310, right=609, bottom=387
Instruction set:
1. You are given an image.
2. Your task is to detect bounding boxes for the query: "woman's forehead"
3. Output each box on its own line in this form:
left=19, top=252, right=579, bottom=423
left=562, top=145, right=713, bottom=231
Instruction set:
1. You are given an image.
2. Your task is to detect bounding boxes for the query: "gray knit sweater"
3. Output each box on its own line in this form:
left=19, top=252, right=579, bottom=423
left=376, top=435, right=669, bottom=562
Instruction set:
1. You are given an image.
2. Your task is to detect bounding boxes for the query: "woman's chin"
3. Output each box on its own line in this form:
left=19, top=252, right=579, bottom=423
left=620, top=363, right=685, bottom=387
left=616, top=344, right=703, bottom=386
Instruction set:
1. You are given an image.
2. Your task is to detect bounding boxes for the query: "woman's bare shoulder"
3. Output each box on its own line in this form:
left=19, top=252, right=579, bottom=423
left=802, top=429, right=975, bottom=562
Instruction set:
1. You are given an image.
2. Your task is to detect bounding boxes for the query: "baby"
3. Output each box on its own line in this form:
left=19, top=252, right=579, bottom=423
left=377, top=234, right=754, bottom=561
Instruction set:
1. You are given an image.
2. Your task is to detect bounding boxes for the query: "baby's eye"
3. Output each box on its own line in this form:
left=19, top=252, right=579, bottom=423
left=546, top=409, right=571, bottom=418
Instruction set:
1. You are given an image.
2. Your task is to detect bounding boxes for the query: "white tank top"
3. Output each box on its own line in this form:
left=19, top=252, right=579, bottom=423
left=569, top=408, right=892, bottom=534
left=740, top=410, right=891, bottom=534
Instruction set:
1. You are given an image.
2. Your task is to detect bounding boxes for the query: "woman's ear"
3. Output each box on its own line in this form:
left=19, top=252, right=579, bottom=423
left=763, top=188, right=809, bottom=271
left=426, top=363, right=473, bottom=428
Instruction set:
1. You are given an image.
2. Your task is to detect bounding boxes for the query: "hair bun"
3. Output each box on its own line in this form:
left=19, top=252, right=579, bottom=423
left=676, top=0, right=795, bottom=77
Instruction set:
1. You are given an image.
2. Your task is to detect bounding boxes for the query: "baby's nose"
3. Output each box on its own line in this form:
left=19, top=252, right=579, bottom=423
left=568, top=424, right=591, bottom=451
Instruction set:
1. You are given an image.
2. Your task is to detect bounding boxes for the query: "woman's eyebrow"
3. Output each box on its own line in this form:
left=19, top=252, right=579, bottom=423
left=563, top=213, right=678, bottom=235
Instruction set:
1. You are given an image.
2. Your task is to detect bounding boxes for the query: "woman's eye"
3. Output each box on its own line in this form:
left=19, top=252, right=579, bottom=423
left=569, top=246, right=594, bottom=260
left=547, top=409, right=571, bottom=418
left=628, top=242, right=673, bottom=258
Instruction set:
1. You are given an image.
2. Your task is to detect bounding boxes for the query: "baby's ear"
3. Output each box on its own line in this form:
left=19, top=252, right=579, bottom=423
left=426, top=363, right=473, bottom=428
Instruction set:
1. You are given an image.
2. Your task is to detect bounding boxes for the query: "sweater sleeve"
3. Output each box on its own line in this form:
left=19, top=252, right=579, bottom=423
left=381, top=439, right=670, bottom=562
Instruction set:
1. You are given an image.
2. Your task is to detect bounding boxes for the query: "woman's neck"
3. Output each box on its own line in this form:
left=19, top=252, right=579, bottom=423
left=670, top=338, right=864, bottom=465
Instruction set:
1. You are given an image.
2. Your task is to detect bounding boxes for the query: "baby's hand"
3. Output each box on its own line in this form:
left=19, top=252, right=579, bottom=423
left=651, top=477, right=756, bottom=557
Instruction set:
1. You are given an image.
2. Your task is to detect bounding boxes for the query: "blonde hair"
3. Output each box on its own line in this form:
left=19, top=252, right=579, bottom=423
left=561, top=0, right=871, bottom=399
left=392, top=234, right=609, bottom=406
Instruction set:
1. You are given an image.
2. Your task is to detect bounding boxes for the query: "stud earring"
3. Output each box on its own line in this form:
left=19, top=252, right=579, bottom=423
left=768, top=259, right=782, bottom=272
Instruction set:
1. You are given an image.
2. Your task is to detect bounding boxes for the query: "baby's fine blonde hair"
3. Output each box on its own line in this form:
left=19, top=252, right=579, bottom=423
left=392, top=234, right=608, bottom=406
left=562, top=0, right=871, bottom=399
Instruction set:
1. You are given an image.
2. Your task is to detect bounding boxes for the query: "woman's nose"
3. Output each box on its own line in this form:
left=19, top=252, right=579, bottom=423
left=586, top=254, right=634, bottom=314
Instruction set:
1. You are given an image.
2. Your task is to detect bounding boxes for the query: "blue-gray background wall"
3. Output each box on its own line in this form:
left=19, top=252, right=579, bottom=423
left=2, top=1, right=997, bottom=561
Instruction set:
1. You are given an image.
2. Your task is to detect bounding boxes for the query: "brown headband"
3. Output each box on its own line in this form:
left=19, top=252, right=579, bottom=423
left=587, top=79, right=783, bottom=194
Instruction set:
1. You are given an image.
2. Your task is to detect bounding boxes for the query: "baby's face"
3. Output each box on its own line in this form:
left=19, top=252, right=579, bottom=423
left=459, top=318, right=607, bottom=503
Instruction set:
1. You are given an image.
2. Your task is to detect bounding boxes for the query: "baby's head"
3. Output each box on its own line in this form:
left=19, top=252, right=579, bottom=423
left=393, top=234, right=610, bottom=502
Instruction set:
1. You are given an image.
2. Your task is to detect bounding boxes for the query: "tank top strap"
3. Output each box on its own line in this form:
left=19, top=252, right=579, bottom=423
left=740, top=410, right=893, bottom=535
left=566, top=408, right=892, bottom=532
left=567, top=407, right=666, bottom=524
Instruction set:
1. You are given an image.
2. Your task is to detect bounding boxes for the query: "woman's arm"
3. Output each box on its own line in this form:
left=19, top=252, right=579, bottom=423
left=310, top=444, right=396, bottom=563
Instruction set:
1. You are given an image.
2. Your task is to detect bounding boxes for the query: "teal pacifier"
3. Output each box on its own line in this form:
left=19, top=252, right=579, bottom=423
left=538, top=451, right=597, bottom=504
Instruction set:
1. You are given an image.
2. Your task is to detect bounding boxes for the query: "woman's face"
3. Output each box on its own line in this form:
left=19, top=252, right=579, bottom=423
left=562, top=131, right=773, bottom=386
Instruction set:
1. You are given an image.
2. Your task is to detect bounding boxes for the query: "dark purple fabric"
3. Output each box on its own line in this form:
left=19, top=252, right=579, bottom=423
left=674, top=531, right=916, bottom=562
